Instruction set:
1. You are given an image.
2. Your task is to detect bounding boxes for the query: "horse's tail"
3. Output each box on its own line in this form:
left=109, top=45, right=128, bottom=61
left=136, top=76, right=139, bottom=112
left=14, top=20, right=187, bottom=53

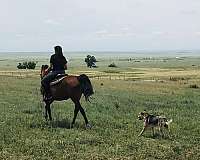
left=78, top=74, right=94, bottom=101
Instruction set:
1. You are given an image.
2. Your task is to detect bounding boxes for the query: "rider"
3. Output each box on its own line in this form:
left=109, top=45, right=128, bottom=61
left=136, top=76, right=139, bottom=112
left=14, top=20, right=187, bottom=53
left=41, top=45, right=68, bottom=100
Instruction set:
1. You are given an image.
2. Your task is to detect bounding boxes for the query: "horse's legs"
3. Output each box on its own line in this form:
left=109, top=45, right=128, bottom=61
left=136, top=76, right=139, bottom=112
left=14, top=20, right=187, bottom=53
left=71, top=99, right=90, bottom=127
left=44, top=102, right=52, bottom=121
left=45, top=104, right=48, bottom=120
left=71, top=105, right=80, bottom=127
left=47, top=104, right=52, bottom=121
left=77, top=101, right=88, bottom=125
left=79, top=104, right=89, bottom=125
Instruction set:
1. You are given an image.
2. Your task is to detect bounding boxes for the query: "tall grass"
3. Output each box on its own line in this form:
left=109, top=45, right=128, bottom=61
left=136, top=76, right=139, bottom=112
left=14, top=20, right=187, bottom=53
left=0, top=74, right=200, bottom=159
left=0, top=56, right=200, bottom=159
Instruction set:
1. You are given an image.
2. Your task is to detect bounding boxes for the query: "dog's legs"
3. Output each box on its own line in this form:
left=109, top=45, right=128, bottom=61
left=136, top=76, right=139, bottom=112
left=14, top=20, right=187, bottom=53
left=159, top=127, right=164, bottom=137
left=151, top=127, right=155, bottom=137
left=166, top=128, right=171, bottom=138
left=138, top=127, right=146, bottom=136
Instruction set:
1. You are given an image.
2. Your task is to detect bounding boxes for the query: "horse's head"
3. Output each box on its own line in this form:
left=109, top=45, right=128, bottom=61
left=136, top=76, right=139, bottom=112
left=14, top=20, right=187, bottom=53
left=40, top=64, right=49, bottom=79
left=78, top=74, right=94, bottom=101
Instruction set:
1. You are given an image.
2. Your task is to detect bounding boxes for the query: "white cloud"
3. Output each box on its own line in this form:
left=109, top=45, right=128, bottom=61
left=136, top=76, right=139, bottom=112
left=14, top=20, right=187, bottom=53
left=120, top=27, right=130, bottom=31
left=94, top=29, right=135, bottom=39
left=44, top=19, right=61, bottom=25
left=15, top=34, right=25, bottom=37
left=152, top=31, right=165, bottom=36
left=95, top=30, right=108, bottom=35
left=195, top=32, right=200, bottom=36
left=180, top=10, right=198, bottom=15
left=1, top=0, right=200, bottom=51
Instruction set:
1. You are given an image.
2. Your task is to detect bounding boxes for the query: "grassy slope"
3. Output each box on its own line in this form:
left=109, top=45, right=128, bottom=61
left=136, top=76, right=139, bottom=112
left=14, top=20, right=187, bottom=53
left=0, top=56, right=200, bottom=159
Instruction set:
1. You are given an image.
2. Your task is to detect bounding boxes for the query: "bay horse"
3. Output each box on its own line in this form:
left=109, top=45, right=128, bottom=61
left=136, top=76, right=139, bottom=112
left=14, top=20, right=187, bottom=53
left=40, top=65, right=94, bottom=128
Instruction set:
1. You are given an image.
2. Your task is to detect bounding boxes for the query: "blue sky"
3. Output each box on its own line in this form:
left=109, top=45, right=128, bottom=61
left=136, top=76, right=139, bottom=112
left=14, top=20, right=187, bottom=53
left=0, top=0, right=200, bottom=52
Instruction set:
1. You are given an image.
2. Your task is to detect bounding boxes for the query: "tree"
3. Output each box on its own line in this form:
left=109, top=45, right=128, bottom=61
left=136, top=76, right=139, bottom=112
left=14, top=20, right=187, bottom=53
left=17, top=61, right=37, bottom=69
left=27, top=61, right=37, bottom=69
left=85, top=55, right=97, bottom=68
left=17, top=63, right=26, bottom=69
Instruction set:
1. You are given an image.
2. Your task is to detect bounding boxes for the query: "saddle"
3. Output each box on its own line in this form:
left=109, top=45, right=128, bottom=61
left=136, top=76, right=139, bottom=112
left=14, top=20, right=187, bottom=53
left=50, top=74, right=68, bottom=86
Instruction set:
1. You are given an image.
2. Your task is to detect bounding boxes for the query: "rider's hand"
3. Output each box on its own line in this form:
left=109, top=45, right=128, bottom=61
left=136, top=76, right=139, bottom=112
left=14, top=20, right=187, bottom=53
left=44, top=69, right=49, bottom=75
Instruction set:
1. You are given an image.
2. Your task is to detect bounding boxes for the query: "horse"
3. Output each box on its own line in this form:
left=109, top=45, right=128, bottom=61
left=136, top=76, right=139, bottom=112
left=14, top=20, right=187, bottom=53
left=40, top=65, right=94, bottom=128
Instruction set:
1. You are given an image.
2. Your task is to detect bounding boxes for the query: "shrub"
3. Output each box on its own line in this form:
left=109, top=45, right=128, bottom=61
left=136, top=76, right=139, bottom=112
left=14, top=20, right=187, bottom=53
left=17, top=61, right=37, bottom=69
left=103, top=70, right=120, bottom=73
left=17, top=63, right=26, bottom=69
left=108, top=62, right=117, bottom=67
left=27, top=61, right=37, bottom=69
left=189, top=84, right=199, bottom=89
left=169, top=77, right=187, bottom=81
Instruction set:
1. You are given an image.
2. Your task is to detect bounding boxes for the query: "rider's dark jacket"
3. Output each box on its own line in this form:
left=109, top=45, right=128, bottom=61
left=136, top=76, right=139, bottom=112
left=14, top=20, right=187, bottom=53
left=50, top=54, right=67, bottom=72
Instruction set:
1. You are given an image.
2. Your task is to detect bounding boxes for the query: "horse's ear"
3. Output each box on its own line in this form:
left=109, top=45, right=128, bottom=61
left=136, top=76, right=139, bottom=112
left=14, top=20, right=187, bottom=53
left=41, top=65, right=48, bottom=70
left=44, top=65, right=49, bottom=69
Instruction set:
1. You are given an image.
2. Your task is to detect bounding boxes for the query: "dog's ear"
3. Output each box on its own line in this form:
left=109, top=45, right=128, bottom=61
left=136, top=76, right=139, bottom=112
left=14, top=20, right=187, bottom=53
left=140, top=112, right=144, bottom=115
left=140, top=110, right=148, bottom=116
left=143, top=110, right=149, bottom=117
left=142, top=110, right=147, bottom=114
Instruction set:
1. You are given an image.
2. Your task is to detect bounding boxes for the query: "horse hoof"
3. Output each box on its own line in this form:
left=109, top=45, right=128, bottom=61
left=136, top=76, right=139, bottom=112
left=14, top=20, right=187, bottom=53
left=86, top=123, right=92, bottom=129
left=45, top=117, right=48, bottom=121
left=70, top=124, right=74, bottom=129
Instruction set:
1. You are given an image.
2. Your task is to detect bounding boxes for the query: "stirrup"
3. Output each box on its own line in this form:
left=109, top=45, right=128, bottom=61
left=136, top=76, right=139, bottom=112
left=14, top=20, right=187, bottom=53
left=44, top=94, right=53, bottom=101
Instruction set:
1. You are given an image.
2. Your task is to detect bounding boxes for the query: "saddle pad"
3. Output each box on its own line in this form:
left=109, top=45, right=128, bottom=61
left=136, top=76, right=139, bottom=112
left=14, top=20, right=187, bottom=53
left=50, top=76, right=67, bottom=86
left=56, top=73, right=68, bottom=79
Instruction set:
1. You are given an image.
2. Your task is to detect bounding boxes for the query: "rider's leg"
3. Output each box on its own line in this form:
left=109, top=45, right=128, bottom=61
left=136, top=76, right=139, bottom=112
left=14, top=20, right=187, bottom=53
left=41, top=72, right=57, bottom=100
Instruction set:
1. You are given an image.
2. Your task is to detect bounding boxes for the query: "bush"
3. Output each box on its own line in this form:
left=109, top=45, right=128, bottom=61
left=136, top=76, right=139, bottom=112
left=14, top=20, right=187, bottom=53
left=108, top=62, right=117, bottom=67
left=189, top=84, right=199, bottom=89
left=85, top=55, right=97, bottom=68
left=169, top=77, right=187, bottom=81
left=103, top=70, right=120, bottom=73
left=27, top=61, right=37, bottom=69
left=17, top=63, right=26, bottom=69
left=17, top=61, right=37, bottom=69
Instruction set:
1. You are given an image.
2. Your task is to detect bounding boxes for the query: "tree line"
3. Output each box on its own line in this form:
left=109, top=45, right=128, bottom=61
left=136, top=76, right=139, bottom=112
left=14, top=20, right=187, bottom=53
left=17, top=55, right=117, bottom=69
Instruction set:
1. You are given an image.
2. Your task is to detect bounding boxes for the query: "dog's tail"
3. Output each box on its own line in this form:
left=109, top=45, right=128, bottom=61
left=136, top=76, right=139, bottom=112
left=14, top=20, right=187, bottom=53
left=166, top=119, right=173, bottom=125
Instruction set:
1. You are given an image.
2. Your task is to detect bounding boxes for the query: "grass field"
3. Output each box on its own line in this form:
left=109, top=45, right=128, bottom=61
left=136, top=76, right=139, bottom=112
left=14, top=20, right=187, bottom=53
left=0, top=54, right=200, bottom=159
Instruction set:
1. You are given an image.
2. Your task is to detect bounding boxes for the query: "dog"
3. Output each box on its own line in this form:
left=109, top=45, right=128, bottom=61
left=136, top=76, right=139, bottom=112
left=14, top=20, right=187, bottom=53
left=138, top=110, right=172, bottom=137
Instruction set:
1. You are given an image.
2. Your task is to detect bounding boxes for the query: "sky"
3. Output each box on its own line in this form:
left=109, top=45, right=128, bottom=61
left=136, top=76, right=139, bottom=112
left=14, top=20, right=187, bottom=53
left=0, top=0, right=200, bottom=52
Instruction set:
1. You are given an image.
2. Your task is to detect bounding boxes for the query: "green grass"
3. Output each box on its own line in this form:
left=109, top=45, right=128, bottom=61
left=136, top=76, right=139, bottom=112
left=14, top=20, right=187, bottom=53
left=0, top=55, right=200, bottom=159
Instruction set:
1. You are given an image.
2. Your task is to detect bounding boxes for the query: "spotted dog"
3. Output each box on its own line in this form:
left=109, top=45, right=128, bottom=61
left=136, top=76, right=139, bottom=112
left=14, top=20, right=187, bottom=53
left=138, top=110, right=172, bottom=137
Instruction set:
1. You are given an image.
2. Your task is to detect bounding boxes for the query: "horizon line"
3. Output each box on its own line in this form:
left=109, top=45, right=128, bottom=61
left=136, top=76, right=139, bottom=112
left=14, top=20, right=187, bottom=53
left=0, top=49, right=200, bottom=53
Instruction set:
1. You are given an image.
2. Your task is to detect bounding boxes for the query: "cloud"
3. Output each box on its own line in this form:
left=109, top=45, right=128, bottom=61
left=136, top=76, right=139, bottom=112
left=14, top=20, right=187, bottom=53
left=95, top=30, right=108, bottom=35
left=120, top=27, right=130, bottom=31
left=44, top=19, right=61, bottom=25
left=180, top=10, right=198, bottom=15
left=152, top=31, right=165, bottom=36
left=94, top=28, right=136, bottom=38
left=15, top=34, right=25, bottom=37
left=195, top=32, right=200, bottom=36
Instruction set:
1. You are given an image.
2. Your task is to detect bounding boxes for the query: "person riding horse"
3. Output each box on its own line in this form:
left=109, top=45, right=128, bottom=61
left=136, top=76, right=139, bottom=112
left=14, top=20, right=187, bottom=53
left=40, top=56, right=94, bottom=128
left=41, top=45, right=68, bottom=101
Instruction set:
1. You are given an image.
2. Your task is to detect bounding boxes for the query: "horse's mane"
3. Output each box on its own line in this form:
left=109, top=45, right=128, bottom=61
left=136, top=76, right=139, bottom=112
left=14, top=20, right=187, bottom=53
left=41, top=64, right=49, bottom=70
